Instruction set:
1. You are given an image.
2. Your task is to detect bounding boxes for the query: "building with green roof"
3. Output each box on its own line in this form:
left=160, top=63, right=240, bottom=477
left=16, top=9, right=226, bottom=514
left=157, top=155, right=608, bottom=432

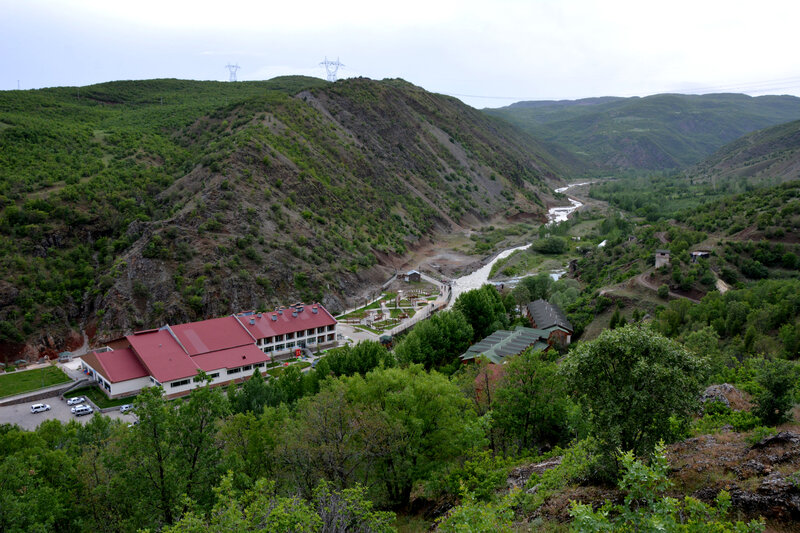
left=460, top=326, right=552, bottom=365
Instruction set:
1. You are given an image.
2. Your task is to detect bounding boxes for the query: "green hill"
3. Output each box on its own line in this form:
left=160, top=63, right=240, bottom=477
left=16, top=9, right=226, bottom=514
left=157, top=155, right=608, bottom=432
left=487, top=93, right=800, bottom=171
left=685, top=118, right=800, bottom=185
left=0, top=77, right=565, bottom=354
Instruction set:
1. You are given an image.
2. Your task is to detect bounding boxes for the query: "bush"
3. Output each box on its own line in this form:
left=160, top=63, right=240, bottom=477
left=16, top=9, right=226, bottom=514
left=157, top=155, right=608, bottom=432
left=569, top=444, right=764, bottom=532
left=657, top=284, right=669, bottom=299
left=753, top=358, right=797, bottom=426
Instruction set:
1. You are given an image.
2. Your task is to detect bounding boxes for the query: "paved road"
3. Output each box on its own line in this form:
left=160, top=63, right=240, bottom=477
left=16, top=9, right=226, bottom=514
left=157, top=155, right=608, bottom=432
left=0, top=399, right=137, bottom=431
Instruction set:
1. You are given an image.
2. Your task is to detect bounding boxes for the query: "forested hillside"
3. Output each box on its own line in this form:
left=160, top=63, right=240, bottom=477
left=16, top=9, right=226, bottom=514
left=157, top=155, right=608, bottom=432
left=486, top=93, right=800, bottom=171
left=0, top=77, right=565, bottom=357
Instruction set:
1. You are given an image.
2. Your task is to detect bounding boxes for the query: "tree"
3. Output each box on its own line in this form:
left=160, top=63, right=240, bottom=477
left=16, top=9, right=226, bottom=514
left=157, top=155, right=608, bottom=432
left=561, top=325, right=706, bottom=472
left=454, top=285, right=509, bottom=342
left=230, top=368, right=270, bottom=413
left=394, top=310, right=473, bottom=369
left=345, top=366, right=481, bottom=508
left=278, top=380, right=392, bottom=497
left=657, top=283, right=669, bottom=299
left=520, top=272, right=552, bottom=301
left=492, top=349, right=571, bottom=454
left=323, top=341, right=394, bottom=377
left=753, top=358, right=797, bottom=426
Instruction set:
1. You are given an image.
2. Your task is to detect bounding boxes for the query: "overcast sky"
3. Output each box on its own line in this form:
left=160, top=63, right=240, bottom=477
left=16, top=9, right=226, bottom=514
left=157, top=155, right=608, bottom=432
left=3, top=0, right=800, bottom=108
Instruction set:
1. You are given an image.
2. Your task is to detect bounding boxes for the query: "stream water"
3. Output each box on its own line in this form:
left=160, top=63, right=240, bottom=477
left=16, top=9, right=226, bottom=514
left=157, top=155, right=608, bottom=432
left=447, top=182, right=588, bottom=306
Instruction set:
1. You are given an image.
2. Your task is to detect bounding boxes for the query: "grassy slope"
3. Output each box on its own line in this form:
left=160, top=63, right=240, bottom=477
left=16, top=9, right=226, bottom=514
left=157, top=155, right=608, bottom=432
left=486, top=93, right=800, bottom=171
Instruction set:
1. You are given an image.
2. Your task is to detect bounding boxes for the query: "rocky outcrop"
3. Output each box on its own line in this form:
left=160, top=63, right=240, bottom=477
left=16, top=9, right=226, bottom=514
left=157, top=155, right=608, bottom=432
left=507, top=456, right=562, bottom=490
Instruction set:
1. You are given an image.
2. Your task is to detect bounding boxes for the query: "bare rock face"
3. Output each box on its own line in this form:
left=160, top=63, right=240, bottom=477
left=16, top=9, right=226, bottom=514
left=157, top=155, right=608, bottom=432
left=700, top=383, right=750, bottom=412
left=507, top=456, right=563, bottom=490
left=0, top=281, right=19, bottom=308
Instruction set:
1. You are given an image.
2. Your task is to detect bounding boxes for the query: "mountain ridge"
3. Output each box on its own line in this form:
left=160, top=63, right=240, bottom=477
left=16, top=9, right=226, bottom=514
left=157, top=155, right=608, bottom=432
left=486, top=92, right=800, bottom=171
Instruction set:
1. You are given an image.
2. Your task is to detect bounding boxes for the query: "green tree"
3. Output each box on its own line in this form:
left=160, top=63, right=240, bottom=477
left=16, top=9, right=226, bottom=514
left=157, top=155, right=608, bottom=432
left=394, top=310, right=473, bottom=369
left=279, top=380, right=393, bottom=497
left=492, top=349, right=571, bottom=454
left=753, top=358, right=797, bottom=426
left=345, top=366, right=481, bottom=508
left=561, top=325, right=707, bottom=472
left=454, top=285, right=509, bottom=342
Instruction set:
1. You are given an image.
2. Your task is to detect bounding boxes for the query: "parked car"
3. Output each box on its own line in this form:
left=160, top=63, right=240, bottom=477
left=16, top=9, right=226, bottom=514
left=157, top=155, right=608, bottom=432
left=119, top=404, right=134, bottom=414
left=71, top=404, right=94, bottom=416
left=66, top=396, right=85, bottom=406
left=30, top=403, right=51, bottom=413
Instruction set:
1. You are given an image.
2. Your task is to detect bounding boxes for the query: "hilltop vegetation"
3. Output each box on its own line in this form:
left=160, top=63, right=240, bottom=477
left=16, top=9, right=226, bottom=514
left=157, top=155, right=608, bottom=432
left=0, top=77, right=565, bottom=352
left=487, top=93, right=800, bottom=171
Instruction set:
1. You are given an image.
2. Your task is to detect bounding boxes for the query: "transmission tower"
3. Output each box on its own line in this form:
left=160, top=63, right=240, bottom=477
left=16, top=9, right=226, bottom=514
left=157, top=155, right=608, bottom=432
left=319, top=57, right=344, bottom=82
left=225, top=63, right=241, bottom=82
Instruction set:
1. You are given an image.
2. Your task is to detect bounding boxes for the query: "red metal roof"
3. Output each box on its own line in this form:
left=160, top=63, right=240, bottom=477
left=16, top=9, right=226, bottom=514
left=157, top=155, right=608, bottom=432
left=82, top=347, right=148, bottom=383
left=127, top=329, right=199, bottom=383
left=236, top=304, right=337, bottom=340
left=192, top=344, right=271, bottom=372
left=170, top=316, right=255, bottom=355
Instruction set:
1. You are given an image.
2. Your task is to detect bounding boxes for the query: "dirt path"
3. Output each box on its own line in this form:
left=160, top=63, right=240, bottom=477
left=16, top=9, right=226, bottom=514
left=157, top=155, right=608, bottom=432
left=635, top=269, right=700, bottom=303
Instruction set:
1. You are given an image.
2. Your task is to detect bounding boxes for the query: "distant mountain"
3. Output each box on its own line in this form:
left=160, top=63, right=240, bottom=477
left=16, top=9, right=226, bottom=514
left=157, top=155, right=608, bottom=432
left=0, top=77, right=566, bottom=356
left=486, top=93, right=800, bottom=171
left=685, top=118, right=800, bottom=185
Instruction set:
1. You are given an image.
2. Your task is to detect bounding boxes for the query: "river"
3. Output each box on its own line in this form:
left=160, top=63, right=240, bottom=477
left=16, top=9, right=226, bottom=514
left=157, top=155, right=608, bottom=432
left=447, top=182, right=588, bottom=306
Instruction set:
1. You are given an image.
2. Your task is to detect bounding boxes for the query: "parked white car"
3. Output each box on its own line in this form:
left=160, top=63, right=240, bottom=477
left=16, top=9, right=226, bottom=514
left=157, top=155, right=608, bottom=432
left=30, top=403, right=51, bottom=413
left=71, top=404, right=94, bottom=416
left=66, top=396, right=85, bottom=406
left=119, top=404, right=134, bottom=414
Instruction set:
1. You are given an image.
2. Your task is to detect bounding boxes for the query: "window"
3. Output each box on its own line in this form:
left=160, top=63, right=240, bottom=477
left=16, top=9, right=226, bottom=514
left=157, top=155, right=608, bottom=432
left=209, top=372, right=220, bottom=379
left=275, top=335, right=284, bottom=342
left=228, top=367, right=241, bottom=375
left=317, top=327, right=325, bottom=333
left=275, top=344, right=285, bottom=351
left=255, top=362, right=265, bottom=368
left=295, top=330, right=304, bottom=338
left=264, top=346, right=273, bottom=353
left=307, top=337, right=316, bottom=344
left=171, top=379, right=191, bottom=388
left=318, top=336, right=325, bottom=343
left=286, top=332, right=295, bottom=339
left=242, top=365, right=252, bottom=371
left=264, top=336, right=272, bottom=344
left=327, top=334, right=335, bottom=341
left=307, top=329, right=315, bottom=336
left=327, top=325, right=335, bottom=332
left=286, top=341, right=295, bottom=349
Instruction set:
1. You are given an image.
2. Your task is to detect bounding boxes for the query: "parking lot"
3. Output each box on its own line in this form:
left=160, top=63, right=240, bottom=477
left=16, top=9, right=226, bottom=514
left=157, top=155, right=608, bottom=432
left=0, top=398, right=137, bottom=431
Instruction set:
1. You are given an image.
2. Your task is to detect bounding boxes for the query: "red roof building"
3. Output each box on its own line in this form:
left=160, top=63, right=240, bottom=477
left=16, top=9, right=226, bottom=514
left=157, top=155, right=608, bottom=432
left=79, top=303, right=337, bottom=399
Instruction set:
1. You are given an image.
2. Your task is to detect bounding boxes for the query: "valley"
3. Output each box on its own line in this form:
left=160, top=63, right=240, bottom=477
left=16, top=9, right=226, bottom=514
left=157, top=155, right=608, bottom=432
left=1, top=77, right=800, bottom=532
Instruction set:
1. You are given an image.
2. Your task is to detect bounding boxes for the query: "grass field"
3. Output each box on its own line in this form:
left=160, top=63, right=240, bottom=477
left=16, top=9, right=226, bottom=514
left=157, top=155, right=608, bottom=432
left=67, top=385, right=135, bottom=408
left=0, top=366, right=71, bottom=398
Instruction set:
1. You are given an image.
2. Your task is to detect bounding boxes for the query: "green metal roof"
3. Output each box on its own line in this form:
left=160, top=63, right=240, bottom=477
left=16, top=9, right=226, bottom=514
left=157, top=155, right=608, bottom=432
left=460, top=326, right=550, bottom=365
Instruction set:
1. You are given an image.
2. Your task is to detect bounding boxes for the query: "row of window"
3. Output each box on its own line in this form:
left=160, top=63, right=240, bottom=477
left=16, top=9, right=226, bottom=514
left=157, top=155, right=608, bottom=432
left=167, top=363, right=266, bottom=389
left=258, top=325, right=335, bottom=346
